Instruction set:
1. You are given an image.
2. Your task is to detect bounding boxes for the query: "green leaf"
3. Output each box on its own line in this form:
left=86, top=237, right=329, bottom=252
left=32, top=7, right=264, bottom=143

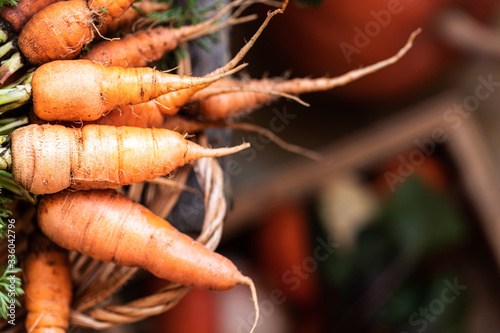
left=0, top=259, right=23, bottom=321
left=0, top=0, right=18, bottom=11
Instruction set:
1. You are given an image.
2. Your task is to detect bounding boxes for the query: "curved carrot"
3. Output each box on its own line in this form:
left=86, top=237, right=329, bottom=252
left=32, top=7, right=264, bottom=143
left=10, top=123, right=250, bottom=194
left=189, top=28, right=422, bottom=120
left=32, top=59, right=245, bottom=121
left=24, top=232, right=72, bottom=333
left=0, top=0, right=59, bottom=33
left=37, top=189, right=259, bottom=333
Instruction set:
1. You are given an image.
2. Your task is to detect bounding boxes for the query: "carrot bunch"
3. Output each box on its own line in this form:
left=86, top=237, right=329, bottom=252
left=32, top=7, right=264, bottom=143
left=0, top=0, right=421, bottom=331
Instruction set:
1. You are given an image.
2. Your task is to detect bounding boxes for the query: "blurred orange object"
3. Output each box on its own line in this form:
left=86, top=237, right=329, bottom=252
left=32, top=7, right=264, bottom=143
left=151, top=286, right=217, bottom=333
left=255, top=202, right=320, bottom=306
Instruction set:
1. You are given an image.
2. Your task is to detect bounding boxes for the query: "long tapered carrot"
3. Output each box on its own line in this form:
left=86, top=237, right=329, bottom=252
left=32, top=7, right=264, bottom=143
left=188, top=28, right=422, bottom=120
left=10, top=124, right=250, bottom=194
left=84, top=0, right=252, bottom=67
left=24, top=232, right=72, bottom=333
left=37, top=189, right=259, bottom=333
left=31, top=59, right=245, bottom=121
left=0, top=0, right=59, bottom=33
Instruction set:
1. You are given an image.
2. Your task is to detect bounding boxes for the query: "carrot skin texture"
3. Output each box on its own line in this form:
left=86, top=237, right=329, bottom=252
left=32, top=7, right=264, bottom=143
left=32, top=59, right=241, bottom=121
left=89, top=0, right=135, bottom=26
left=17, top=0, right=94, bottom=65
left=37, top=189, right=245, bottom=290
left=11, top=124, right=249, bottom=194
left=24, top=233, right=72, bottom=333
left=0, top=0, right=59, bottom=33
left=84, top=26, right=185, bottom=68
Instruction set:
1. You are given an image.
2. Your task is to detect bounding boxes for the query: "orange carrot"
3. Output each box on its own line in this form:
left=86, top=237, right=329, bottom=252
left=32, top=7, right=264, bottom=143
left=17, top=0, right=137, bottom=65
left=88, top=0, right=138, bottom=28
left=0, top=0, right=59, bottom=33
left=37, top=189, right=259, bottom=333
left=10, top=123, right=250, bottom=194
left=189, top=28, right=422, bottom=120
left=24, top=232, right=72, bottom=333
left=84, top=0, right=251, bottom=67
left=97, top=1, right=170, bottom=36
left=31, top=59, right=245, bottom=121
left=85, top=0, right=286, bottom=123
left=18, top=0, right=95, bottom=65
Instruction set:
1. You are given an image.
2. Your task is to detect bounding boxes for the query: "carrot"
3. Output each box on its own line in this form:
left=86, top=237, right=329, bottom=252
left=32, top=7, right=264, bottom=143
left=10, top=123, right=250, bottom=194
left=17, top=0, right=137, bottom=65
left=24, top=231, right=72, bottom=333
left=31, top=59, right=245, bottom=121
left=37, top=189, right=259, bottom=333
left=97, top=1, right=171, bottom=36
left=88, top=0, right=138, bottom=28
left=84, top=0, right=287, bottom=123
left=18, top=0, right=95, bottom=65
left=83, top=0, right=253, bottom=67
left=0, top=0, right=59, bottom=33
left=189, top=28, right=422, bottom=120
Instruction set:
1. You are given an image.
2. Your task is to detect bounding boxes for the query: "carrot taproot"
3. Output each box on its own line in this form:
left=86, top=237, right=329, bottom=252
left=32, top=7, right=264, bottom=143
left=37, top=189, right=259, bottom=333
left=18, top=0, right=95, bottom=65
left=24, top=231, right=72, bottom=333
left=0, top=0, right=59, bottom=33
left=17, top=0, right=138, bottom=65
left=188, top=28, right=421, bottom=120
left=83, top=0, right=252, bottom=67
left=97, top=1, right=170, bottom=36
left=31, top=59, right=245, bottom=121
left=10, top=123, right=250, bottom=194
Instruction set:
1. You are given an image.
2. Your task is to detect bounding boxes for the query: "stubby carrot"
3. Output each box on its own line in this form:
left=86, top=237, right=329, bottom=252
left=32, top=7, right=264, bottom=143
left=18, top=0, right=95, bottom=65
left=10, top=124, right=250, bottom=194
left=189, top=28, right=422, bottom=120
left=24, top=232, right=72, bottom=333
left=17, top=0, right=137, bottom=65
left=0, top=0, right=59, bottom=33
left=31, top=59, right=245, bottom=121
left=37, top=189, right=259, bottom=333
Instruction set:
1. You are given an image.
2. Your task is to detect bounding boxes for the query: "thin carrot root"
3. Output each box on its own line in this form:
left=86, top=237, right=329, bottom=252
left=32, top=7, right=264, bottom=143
left=188, top=28, right=422, bottom=120
left=239, top=275, right=260, bottom=333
